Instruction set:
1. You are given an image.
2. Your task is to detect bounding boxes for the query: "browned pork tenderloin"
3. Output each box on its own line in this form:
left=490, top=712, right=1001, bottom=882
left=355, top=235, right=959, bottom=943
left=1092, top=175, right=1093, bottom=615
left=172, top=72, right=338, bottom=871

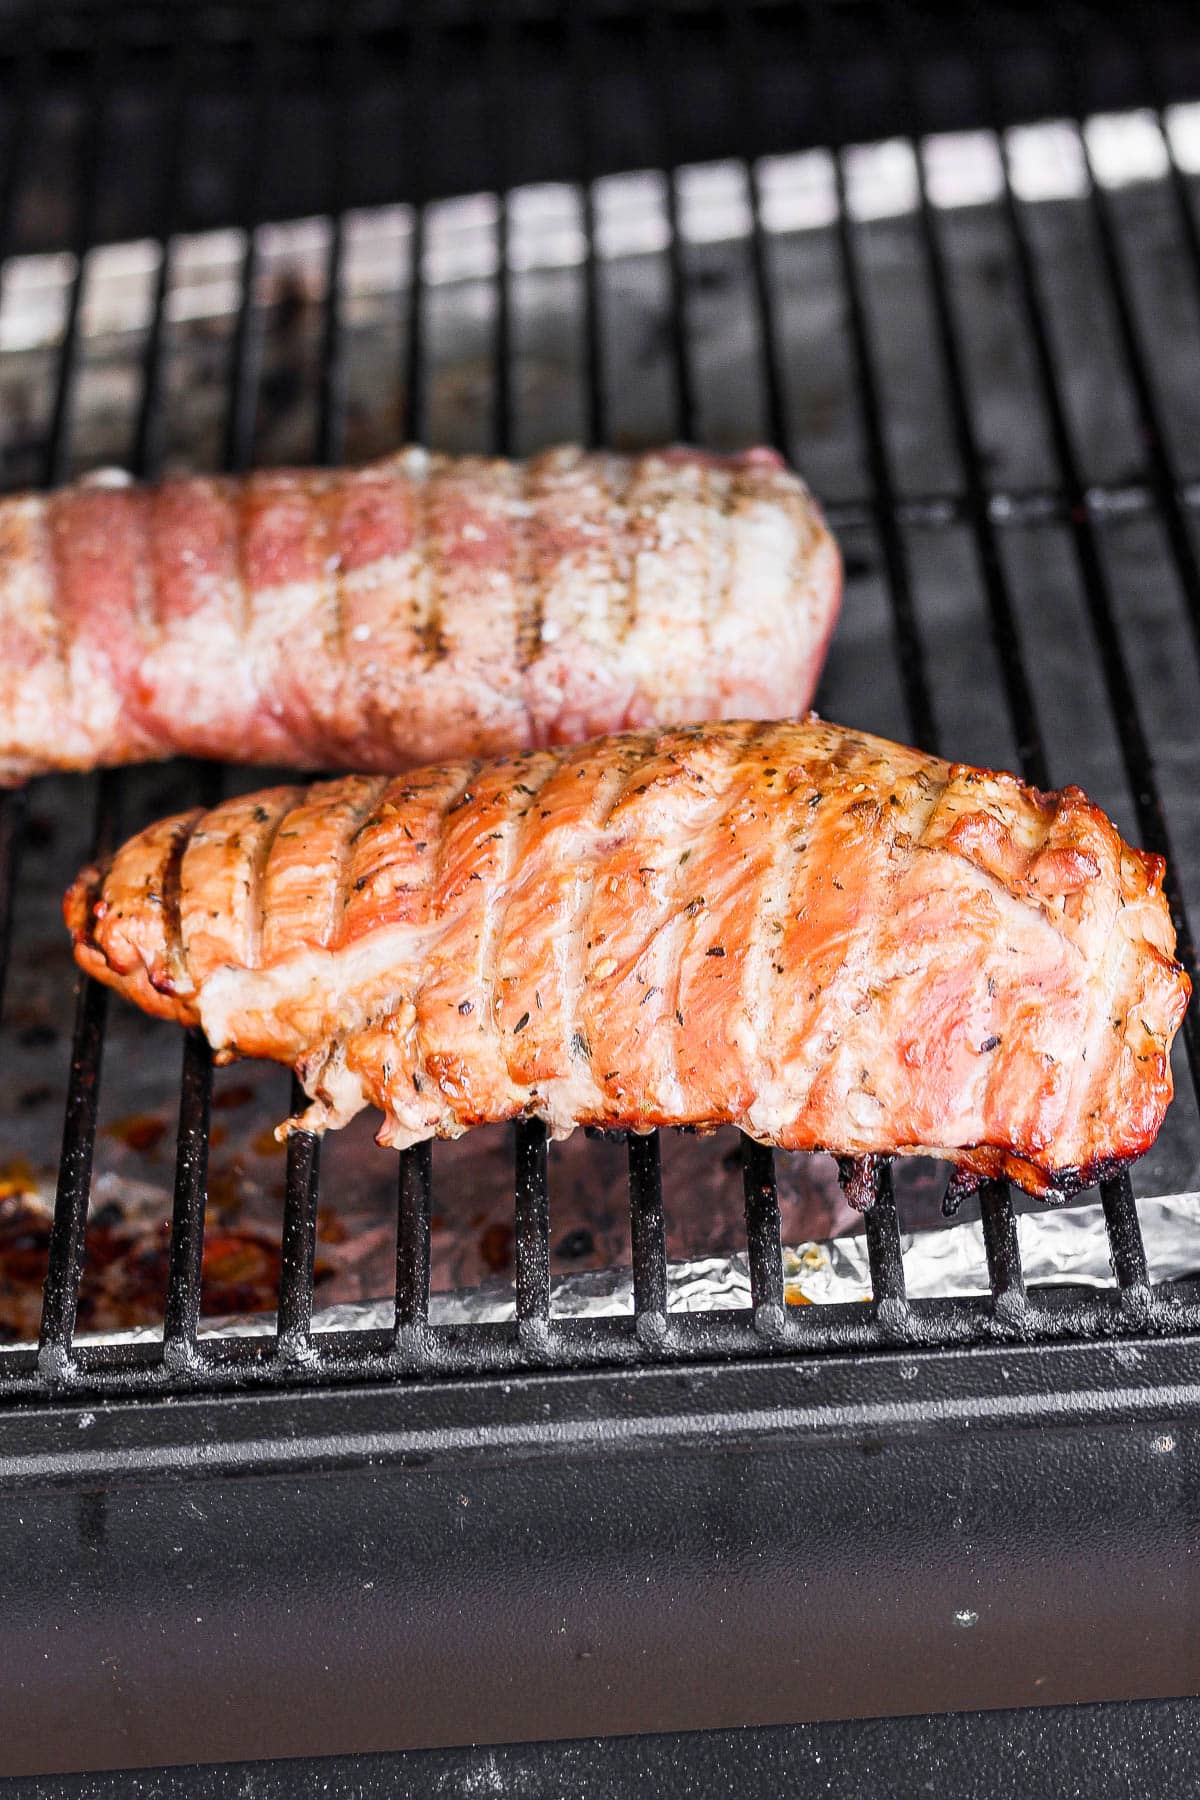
left=64, top=717, right=1189, bottom=1200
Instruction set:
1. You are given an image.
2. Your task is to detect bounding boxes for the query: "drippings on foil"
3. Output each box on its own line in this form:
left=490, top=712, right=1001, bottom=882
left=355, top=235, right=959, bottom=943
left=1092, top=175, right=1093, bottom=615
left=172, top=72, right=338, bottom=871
left=51, top=1190, right=1200, bottom=1347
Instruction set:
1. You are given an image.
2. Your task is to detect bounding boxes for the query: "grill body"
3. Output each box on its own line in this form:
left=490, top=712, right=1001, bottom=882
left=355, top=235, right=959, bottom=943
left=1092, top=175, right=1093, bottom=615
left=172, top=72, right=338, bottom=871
left=1, top=0, right=1200, bottom=1785
left=2, top=1344, right=1199, bottom=1775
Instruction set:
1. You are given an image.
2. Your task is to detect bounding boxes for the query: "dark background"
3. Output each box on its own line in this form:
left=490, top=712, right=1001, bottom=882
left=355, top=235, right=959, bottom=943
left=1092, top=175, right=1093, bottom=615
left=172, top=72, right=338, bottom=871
left=0, top=2, right=1195, bottom=256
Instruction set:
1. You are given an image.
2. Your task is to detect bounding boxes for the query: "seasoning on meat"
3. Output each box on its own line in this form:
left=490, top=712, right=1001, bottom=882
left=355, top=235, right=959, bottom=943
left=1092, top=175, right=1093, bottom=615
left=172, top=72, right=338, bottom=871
left=64, top=717, right=1190, bottom=1200
left=0, top=444, right=839, bottom=783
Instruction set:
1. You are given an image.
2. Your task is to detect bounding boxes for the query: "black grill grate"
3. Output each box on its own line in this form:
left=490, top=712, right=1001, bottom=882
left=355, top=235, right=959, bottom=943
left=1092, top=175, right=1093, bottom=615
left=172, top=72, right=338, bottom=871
left=1, top=0, right=1200, bottom=1401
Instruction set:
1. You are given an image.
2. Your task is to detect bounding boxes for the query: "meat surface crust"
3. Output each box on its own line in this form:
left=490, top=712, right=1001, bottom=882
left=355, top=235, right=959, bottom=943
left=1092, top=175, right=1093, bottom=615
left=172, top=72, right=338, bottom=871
left=0, top=445, right=839, bottom=783
left=64, top=718, right=1190, bottom=1198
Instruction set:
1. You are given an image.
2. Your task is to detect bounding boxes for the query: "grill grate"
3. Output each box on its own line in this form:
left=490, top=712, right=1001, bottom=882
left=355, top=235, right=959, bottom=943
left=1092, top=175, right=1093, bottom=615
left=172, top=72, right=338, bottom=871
left=1, top=0, right=1200, bottom=1401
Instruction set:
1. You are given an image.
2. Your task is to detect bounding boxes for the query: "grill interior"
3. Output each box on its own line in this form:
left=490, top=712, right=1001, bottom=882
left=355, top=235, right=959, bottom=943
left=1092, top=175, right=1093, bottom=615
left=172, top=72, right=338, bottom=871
left=3, top=0, right=1200, bottom=1401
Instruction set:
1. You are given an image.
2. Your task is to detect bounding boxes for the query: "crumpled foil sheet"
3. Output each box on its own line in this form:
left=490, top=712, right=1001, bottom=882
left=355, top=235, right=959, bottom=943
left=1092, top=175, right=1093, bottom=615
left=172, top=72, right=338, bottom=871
left=68, top=1191, right=1200, bottom=1346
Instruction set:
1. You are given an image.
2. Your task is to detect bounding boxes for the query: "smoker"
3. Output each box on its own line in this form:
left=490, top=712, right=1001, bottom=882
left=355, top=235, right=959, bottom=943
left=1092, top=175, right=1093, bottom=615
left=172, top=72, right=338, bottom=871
left=2, top=0, right=1200, bottom=1790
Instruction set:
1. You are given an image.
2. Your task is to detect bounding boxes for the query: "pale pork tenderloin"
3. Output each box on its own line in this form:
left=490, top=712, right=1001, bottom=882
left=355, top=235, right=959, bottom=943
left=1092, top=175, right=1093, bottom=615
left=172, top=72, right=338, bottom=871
left=0, top=445, right=839, bottom=783
left=65, top=718, right=1189, bottom=1201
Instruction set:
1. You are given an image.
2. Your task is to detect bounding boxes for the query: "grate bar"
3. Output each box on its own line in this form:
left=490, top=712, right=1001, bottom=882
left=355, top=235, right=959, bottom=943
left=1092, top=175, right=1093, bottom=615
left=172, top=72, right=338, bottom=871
left=37, top=760, right=122, bottom=1376
left=492, top=188, right=513, bottom=458
left=163, top=1031, right=214, bottom=1360
left=743, top=162, right=792, bottom=459
left=131, top=237, right=177, bottom=484
left=864, top=1176, right=906, bottom=1306
left=841, top=1157, right=908, bottom=1323
left=395, top=1140, right=433, bottom=1336
left=978, top=1180, right=1027, bottom=1316
left=567, top=3, right=606, bottom=447
left=315, top=1, right=357, bottom=469
left=1100, top=1171, right=1152, bottom=1295
left=488, top=5, right=550, bottom=1350
left=399, top=8, right=433, bottom=442
left=723, top=0, right=792, bottom=453
left=388, top=6, right=429, bottom=1332
left=222, top=8, right=278, bottom=475
left=160, top=770, right=224, bottom=1360
left=740, top=1134, right=786, bottom=1336
left=646, top=8, right=697, bottom=442
left=141, top=18, right=216, bottom=1365
left=276, top=1077, right=321, bottom=1355
left=136, top=23, right=213, bottom=1376
left=0, top=789, right=26, bottom=1026
left=488, top=10, right=516, bottom=459
left=802, top=2, right=939, bottom=750
left=45, top=38, right=113, bottom=488
left=514, top=1118, right=551, bottom=1339
left=317, top=210, right=348, bottom=468
left=629, top=1130, right=669, bottom=1345
left=577, top=185, right=606, bottom=448
left=37, top=974, right=108, bottom=1377
left=403, top=204, right=428, bottom=443
left=130, top=21, right=193, bottom=482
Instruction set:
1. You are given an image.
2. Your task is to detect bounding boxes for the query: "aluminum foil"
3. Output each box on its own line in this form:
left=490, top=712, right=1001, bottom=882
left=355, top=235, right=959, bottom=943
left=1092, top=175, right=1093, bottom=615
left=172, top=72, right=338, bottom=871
left=68, top=1190, right=1200, bottom=1346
